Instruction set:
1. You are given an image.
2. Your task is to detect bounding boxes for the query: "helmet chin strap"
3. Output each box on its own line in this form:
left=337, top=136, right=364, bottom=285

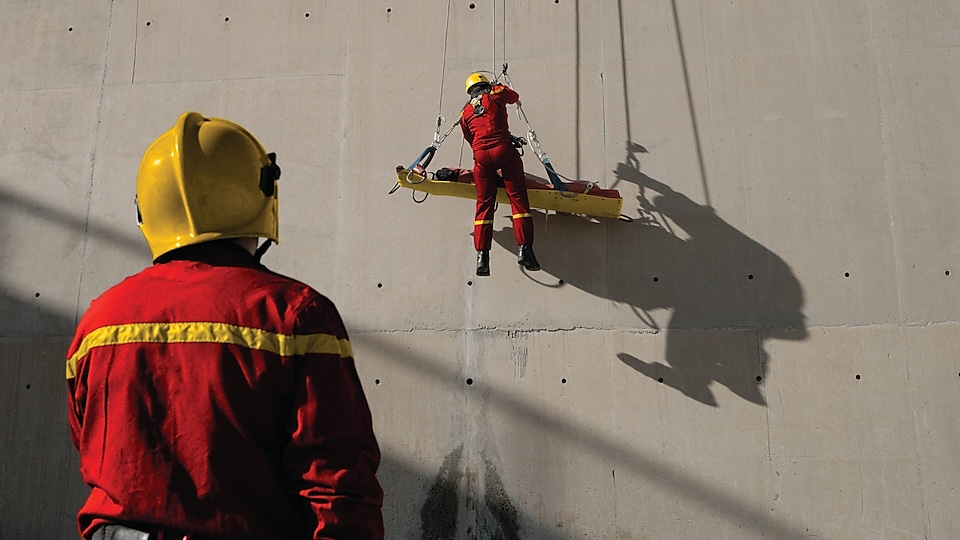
left=254, top=239, right=273, bottom=262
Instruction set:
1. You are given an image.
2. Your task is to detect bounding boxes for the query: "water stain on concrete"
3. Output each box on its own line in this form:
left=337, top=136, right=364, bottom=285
left=421, top=445, right=521, bottom=539
left=421, top=444, right=463, bottom=539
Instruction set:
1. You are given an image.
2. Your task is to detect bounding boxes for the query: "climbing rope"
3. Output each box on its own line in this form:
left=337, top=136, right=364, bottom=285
left=389, top=0, right=456, bottom=200
left=497, top=67, right=576, bottom=193
left=434, top=0, right=454, bottom=146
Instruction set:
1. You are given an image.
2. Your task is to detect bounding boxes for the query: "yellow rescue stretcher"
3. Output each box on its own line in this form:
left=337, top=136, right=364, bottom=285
left=394, top=165, right=623, bottom=220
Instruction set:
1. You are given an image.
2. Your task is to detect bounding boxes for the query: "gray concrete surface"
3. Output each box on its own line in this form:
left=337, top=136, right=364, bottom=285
left=2, top=1, right=959, bottom=538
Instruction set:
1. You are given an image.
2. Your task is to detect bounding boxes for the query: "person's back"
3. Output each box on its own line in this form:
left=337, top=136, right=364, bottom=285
left=460, top=83, right=519, bottom=151
left=66, top=112, right=383, bottom=539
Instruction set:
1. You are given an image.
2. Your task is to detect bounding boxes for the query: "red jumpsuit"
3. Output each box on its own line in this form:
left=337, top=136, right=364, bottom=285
left=65, top=241, right=384, bottom=540
left=460, top=84, right=534, bottom=251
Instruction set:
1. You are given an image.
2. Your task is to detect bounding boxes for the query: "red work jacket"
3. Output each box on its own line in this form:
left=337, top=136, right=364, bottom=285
left=460, top=84, right=520, bottom=151
left=65, top=241, right=383, bottom=540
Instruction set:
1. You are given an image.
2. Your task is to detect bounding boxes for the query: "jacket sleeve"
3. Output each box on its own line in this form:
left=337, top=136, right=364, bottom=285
left=283, top=296, right=384, bottom=539
left=490, top=84, right=519, bottom=105
left=460, top=108, right=474, bottom=146
left=66, top=327, right=88, bottom=451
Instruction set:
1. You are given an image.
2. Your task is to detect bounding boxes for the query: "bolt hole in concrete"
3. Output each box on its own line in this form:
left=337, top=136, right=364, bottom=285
left=224, top=17, right=230, bottom=22
left=304, top=12, right=310, bottom=17
left=756, top=376, right=762, bottom=382
left=145, top=21, right=151, bottom=26
left=466, top=378, right=474, bottom=386
left=467, top=280, right=473, bottom=286
left=856, top=374, right=861, bottom=380
left=946, top=270, right=951, bottom=276
left=658, top=377, right=664, bottom=383
left=653, top=276, right=659, bottom=282
left=748, top=274, right=754, bottom=280
left=386, top=7, right=392, bottom=13
left=375, top=379, right=381, bottom=386
left=68, top=27, right=73, bottom=32
left=844, top=272, right=850, bottom=278
left=561, top=378, right=567, bottom=384
left=35, top=292, right=40, bottom=297
left=469, top=3, right=476, bottom=9
left=377, top=283, right=382, bottom=288
left=26, top=385, right=31, bottom=390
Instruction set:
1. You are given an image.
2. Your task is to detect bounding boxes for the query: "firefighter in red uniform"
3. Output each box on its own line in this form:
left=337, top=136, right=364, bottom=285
left=461, top=72, right=541, bottom=276
left=65, top=112, right=384, bottom=540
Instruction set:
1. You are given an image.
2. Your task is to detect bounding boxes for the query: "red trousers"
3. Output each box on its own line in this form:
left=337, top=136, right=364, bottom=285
left=472, top=144, right=534, bottom=251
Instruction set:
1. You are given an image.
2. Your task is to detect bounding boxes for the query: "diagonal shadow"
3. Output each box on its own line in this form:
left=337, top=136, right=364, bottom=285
left=0, top=185, right=145, bottom=256
left=357, top=331, right=813, bottom=538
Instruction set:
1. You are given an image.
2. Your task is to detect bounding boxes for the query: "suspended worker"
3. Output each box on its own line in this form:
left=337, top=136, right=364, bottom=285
left=65, top=112, right=384, bottom=539
left=461, top=72, right=540, bottom=276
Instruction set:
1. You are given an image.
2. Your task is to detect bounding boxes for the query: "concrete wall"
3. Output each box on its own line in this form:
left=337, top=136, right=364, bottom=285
left=2, top=1, right=959, bottom=538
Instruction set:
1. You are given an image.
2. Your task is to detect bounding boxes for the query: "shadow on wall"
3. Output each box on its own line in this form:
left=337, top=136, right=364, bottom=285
left=495, top=144, right=809, bottom=407
left=0, top=185, right=147, bottom=336
left=0, top=299, right=88, bottom=539
left=0, top=188, right=109, bottom=538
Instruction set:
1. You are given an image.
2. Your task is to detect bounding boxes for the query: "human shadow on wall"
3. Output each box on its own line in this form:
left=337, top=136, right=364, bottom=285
left=494, top=145, right=808, bottom=407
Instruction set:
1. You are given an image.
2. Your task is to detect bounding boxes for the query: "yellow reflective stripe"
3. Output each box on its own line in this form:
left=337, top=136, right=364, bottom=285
left=474, top=219, right=493, bottom=225
left=65, top=322, right=352, bottom=379
left=512, top=213, right=532, bottom=219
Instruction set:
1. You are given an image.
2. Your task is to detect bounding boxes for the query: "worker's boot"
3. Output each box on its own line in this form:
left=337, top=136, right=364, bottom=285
left=476, top=250, right=491, bottom=276
left=517, top=245, right=540, bottom=271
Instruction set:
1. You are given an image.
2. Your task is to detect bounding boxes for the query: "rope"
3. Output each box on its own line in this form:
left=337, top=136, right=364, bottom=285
left=391, top=0, right=454, bottom=196
left=435, top=0, right=454, bottom=142
left=490, top=0, right=506, bottom=72
left=433, top=0, right=453, bottom=148
left=513, top=100, right=579, bottom=185
left=492, top=0, right=497, bottom=71
left=502, top=0, right=507, bottom=67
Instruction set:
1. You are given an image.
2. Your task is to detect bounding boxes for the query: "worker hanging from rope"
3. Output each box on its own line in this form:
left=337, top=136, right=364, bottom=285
left=461, top=71, right=540, bottom=276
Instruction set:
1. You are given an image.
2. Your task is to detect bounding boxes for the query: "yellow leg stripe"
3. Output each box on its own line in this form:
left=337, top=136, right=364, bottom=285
left=65, top=322, right=352, bottom=379
left=512, top=213, right=533, bottom=219
left=474, top=220, right=494, bottom=226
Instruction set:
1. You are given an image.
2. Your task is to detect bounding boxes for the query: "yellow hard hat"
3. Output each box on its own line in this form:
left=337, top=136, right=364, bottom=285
left=465, top=72, right=491, bottom=94
left=135, top=112, right=280, bottom=260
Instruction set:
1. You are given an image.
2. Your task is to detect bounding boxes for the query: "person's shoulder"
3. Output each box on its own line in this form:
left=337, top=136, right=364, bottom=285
left=286, top=285, right=347, bottom=335
left=250, top=265, right=314, bottom=295
left=255, top=266, right=336, bottom=308
left=93, top=265, right=156, bottom=298
left=75, top=266, right=155, bottom=323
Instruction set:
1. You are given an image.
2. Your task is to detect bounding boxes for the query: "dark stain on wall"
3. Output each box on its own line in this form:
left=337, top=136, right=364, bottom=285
left=420, top=445, right=522, bottom=539
left=482, top=456, right=520, bottom=540
left=421, top=444, right=463, bottom=539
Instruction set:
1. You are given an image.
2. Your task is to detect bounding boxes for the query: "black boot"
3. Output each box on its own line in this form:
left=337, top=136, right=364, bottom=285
left=476, top=250, right=490, bottom=276
left=517, top=245, right=540, bottom=271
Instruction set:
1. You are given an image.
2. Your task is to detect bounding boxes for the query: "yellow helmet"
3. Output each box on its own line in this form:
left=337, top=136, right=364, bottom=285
left=465, top=72, right=491, bottom=94
left=136, top=112, right=280, bottom=260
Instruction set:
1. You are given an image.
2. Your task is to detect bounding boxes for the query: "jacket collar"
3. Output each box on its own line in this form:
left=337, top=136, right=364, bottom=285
left=154, top=240, right=258, bottom=267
